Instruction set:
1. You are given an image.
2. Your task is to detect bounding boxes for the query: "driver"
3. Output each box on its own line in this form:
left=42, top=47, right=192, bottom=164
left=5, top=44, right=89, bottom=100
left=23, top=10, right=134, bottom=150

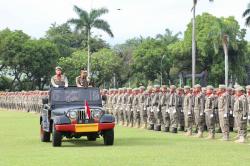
left=51, top=66, right=69, bottom=88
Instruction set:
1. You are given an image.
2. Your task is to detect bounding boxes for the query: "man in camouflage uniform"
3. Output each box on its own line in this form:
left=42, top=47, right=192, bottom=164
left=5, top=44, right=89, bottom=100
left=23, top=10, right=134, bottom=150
left=138, top=86, right=146, bottom=128
left=234, top=86, right=248, bottom=143
left=168, top=85, right=179, bottom=133
left=227, top=87, right=234, bottom=132
left=121, top=88, right=128, bottom=126
left=146, top=86, right=154, bottom=130
left=132, top=88, right=140, bottom=128
left=126, top=88, right=133, bottom=127
left=177, top=88, right=185, bottom=131
left=193, top=84, right=205, bottom=138
left=152, top=85, right=162, bottom=131
left=183, top=86, right=193, bottom=136
left=246, top=85, right=250, bottom=127
left=160, top=85, right=170, bottom=132
left=204, top=86, right=216, bottom=139
left=217, top=85, right=230, bottom=141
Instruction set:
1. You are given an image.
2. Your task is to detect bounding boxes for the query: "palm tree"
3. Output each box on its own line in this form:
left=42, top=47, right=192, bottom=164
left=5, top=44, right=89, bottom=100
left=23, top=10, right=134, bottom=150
left=191, top=0, right=213, bottom=87
left=243, top=3, right=250, bottom=26
left=68, top=5, right=114, bottom=77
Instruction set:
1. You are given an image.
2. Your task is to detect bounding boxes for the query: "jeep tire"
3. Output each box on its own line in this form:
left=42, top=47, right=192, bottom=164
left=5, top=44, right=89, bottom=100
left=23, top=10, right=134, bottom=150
left=103, top=129, right=114, bottom=145
left=52, top=124, right=62, bottom=147
left=40, top=124, right=50, bottom=142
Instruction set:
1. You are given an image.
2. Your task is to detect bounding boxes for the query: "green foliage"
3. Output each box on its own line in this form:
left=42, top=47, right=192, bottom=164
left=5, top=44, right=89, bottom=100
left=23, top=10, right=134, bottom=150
left=58, top=48, right=122, bottom=87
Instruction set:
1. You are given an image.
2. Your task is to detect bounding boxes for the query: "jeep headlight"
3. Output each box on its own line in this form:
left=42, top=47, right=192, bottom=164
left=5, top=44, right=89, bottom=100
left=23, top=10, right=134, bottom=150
left=67, top=111, right=77, bottom=119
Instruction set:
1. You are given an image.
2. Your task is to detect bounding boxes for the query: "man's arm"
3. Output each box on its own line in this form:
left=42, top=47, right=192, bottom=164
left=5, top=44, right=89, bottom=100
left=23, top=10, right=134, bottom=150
left=75, top=77, right=82, bottom=87
left=64, top=76, right=69, bottom=87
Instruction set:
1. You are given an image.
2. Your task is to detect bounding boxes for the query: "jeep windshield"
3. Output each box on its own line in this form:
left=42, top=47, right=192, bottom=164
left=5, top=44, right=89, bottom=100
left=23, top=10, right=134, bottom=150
left=49, top=87, right=102, bottom=107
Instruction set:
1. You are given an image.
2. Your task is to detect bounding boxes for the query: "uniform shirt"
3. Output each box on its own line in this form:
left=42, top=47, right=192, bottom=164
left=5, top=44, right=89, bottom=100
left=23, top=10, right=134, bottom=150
left=234, top=94, right=247, bottom=115
left=51, top=75, right=68, bottom=88
left=205, top=94, right=216, bottom=111
left=76, top=76, right=89, bottom=88
left=183, top=93, right=193, bottom=112
left=217, top=92, right=229, bottom=113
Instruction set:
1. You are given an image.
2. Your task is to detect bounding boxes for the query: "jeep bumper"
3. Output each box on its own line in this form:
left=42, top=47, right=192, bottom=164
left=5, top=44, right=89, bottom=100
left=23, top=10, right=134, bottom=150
left=55, top=123, right=115, bottom=133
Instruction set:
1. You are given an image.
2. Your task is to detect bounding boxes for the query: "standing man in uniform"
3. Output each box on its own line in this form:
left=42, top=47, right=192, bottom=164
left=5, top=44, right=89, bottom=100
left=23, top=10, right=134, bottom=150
left=160, top=85, right=170, bottom=132
left=217, top=85, right=230, bottom=141
left=234, top=86, right=248, bottom=143
left=204, top=86, right=216, bottom=139
left=152, top=85, right=162, bottom=131
left=76, top=68, right=90, bottom=87
left=193, top=84, right=205, bottom=138
left=168, top=85, right=179, bottom=133
left=183, top=86, right=193, bottom=136
left=51, top=66, right=68, bottom=88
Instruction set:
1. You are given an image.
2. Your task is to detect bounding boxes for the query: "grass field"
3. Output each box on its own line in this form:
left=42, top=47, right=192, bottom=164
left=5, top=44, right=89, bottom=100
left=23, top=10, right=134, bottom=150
left=0, top=110, right=250, bottom=166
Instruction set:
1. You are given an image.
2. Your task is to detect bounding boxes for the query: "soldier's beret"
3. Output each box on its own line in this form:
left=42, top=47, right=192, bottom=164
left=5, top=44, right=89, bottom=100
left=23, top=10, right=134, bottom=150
left=206, top=85, right=213, bottom=90
left=55, top=66, right=62, bottom=70
left=194, top=84, right=201, bottom=88
left=154, top=85, right=160, bottom=88
left=102, top=89, right=108, bottom=92
left=139, top=86, right=145, bottom=90
left=170, top=85, right=176, bottom=89
left=147, top=86, right=153, bottom=90
left=234, top=84, right=240, bottom=89
left=127, top=88, right=132, bottom=91
left=245, top=85, right=250, bottom=90
left=236, top=86, right=244, bottom=91
left=219, top=84, right=226, bottom=89
left=184, top=86, right=190, bottom=89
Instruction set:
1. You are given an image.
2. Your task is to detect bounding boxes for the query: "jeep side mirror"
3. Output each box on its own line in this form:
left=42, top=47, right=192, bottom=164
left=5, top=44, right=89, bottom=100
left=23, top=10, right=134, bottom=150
left=42, top=97, right=49, bottom=105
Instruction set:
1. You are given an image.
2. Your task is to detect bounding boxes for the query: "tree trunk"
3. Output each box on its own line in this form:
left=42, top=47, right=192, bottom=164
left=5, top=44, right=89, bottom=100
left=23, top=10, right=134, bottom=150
left=222, top=36, right=229, bottom=87
left=192, top=1, right=196, bottom=87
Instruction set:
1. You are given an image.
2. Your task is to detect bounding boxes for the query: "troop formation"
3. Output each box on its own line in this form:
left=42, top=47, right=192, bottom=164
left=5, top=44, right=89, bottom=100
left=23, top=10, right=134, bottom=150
left=0, top=91, right=48, bottom=112
left=101, top=84, right=250, bottom=143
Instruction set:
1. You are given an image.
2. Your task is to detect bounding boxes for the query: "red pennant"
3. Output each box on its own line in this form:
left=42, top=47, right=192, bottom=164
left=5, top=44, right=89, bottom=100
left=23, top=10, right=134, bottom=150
left=85, top=100, right=91, bottom=119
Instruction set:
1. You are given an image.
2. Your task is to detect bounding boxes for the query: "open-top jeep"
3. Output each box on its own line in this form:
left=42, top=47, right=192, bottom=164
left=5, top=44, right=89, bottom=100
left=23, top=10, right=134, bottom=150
left=40, top=87, right=115, bottom=147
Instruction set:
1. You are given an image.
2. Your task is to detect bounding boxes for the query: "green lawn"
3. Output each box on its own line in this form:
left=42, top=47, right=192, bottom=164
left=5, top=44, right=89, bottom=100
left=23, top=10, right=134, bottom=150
left=0, top=110, right=250, bottom=166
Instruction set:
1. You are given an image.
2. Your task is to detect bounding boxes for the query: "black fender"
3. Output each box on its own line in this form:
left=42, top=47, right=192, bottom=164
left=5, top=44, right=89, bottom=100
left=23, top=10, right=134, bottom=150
left=53, top=115, right=71, bottom=125
left=100, top=114, right=115, bottom=123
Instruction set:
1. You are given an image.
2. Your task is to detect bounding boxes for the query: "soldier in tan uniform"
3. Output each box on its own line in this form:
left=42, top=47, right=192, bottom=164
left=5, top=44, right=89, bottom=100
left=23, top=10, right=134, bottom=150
left=217, top=85, right=230, bottom=141
left=234, top=86, right=248, bottom=143
left=160, top=85, right=170, bottom=132
left=51, top=66, right=68, bottom=88
left=193, top=84, right=205, bottom=138
left=183, top=86, right=193, bottom=136
left=76, top=68, right=90, bottom=88
left=204, top=86, right=216, bottom=139
left=168, top=85, right=179, bottom=133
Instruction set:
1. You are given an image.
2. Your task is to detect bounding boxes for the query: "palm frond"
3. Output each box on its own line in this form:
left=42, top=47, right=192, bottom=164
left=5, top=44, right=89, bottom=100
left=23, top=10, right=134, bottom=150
left=90, top=8, right=109, bottom=21
left=92, top=19, right=114, bottom=37
left=245, top=16, right=250, bottom=26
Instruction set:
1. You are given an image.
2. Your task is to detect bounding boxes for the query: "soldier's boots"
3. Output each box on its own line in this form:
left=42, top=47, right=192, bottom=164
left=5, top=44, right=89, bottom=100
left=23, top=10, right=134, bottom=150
left=229, top=127, right=234, bottom=132
left=147, top=124, right=154, bottom=130
left=234, top=136, right=247, bottom=143
left=220, top=134, right=229, bottom=141
left=195, top=131, right=203, bottom=138
left=178, top=126, right=185, bottom=131
left=171, top=127, right=178, bottom=133
left=154, top=124, right=161, bottom=131
left=206, top=132, right=215, bottom=139
left=185, top=129, right=192, bottom=136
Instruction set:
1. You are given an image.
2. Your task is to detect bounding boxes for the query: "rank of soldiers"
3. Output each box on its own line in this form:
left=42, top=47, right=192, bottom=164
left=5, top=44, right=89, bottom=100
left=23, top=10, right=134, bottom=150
left=0, top=84, right=249, bottom=144
left=101, top=84, right=250, bottom=143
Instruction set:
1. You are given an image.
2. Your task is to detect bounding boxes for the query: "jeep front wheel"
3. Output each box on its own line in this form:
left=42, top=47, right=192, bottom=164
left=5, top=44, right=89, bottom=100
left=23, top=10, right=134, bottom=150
left=103, top=129, right=114, bottom=145
left=52, top=124, right=62, bottom=147
left=40, top=124, right=50, bottom=142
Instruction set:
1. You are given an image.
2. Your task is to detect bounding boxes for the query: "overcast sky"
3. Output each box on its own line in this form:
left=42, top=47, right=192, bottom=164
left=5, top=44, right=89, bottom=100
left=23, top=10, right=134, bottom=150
left=0, top=0, right=249, bottom=45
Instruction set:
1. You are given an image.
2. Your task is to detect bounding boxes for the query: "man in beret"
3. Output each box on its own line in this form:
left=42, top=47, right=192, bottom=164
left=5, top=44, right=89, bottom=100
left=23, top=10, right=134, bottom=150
left=217, top=84, right=230, bottom=141
left=234, top=86, right=248, bottom=143
left=76, top=68, right=90, bottom=88
left=204, top=86, right=216, bottom=139
left=51, top=66, right=68, bottom=88
left=183, top=86, right=193, bottom=136
left=193, top=84, right=205, bottom=138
